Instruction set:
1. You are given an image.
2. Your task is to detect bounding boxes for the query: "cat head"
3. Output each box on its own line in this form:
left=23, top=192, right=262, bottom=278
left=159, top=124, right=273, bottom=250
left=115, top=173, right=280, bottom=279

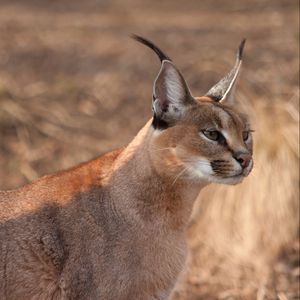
left=133, top=35, right=253, bottom=185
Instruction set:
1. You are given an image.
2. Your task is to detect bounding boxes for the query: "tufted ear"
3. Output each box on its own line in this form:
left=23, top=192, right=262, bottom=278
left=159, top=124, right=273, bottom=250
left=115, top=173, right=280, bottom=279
left=206, top=39, right=246, bottom=105
left=152, top=60, right=194, bottom=128
left=132, top=34, right=195, bottom=129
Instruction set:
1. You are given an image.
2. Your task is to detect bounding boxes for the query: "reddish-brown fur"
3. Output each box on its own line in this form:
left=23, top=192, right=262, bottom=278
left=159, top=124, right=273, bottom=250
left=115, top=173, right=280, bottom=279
left=0, top=105, right=252, bottom=299
left=0, top=122, right=201, bottom=299
left=0, top=39, right=253, bottom=299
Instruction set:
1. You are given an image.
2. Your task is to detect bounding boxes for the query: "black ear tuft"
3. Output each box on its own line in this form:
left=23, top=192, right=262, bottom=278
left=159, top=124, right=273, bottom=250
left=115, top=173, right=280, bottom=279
left=238, top=38, right=246, bottom=60
left=206, top=39, right=246, bottom=104
left=132, top=35, right=195, bottom=130
left=131, top=34, right=172, bottom=63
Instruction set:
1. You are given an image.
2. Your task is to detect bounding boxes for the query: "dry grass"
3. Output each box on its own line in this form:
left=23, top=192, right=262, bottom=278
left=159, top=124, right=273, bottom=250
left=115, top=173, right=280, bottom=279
left=0, top=0, right=299, bottom=299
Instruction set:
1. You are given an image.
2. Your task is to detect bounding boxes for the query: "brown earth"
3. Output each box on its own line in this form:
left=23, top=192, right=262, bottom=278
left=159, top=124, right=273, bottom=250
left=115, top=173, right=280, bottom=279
left=0, top=0, right=299, bottom=299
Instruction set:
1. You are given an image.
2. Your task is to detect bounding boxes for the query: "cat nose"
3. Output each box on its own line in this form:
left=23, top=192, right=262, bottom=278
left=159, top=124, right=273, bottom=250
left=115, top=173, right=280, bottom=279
left=233, top=151, right=252, bottom=168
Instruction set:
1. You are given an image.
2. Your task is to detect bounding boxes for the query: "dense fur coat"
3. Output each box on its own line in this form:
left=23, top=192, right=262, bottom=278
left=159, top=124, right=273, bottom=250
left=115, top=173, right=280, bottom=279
left=0, top=37, right=253, bottom=299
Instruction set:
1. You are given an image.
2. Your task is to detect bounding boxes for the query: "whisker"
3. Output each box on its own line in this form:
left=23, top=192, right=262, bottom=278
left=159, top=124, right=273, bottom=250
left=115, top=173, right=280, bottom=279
left=172, top=166, right=190, bottom=186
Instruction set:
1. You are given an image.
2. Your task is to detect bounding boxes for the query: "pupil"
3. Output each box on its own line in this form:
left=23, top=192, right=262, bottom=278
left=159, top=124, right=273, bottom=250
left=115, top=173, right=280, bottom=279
left=210, top=131, right=218, bottom=139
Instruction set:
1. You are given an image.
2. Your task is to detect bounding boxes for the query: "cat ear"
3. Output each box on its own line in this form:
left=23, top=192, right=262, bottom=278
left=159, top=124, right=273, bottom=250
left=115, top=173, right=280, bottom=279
left=132, top=34, right=195, bottom=129
left=206, top=39, right=246, bottom=105
left=152, top=60, right=194, bottom=127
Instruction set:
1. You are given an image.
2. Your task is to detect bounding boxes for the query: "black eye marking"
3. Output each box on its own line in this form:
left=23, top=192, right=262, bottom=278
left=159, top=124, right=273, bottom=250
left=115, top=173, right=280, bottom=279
left=202, top=130, right=227, bottom=145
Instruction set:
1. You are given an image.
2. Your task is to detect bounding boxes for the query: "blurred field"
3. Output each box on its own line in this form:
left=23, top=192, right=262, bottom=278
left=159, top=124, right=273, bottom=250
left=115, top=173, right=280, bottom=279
left=0, top=0, right=299, bottom=299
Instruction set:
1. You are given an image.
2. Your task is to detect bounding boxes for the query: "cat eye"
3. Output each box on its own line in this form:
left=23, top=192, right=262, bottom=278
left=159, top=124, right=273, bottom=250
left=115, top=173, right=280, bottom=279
left=242, top=131, right=249, bottom=141
left=202, top=130, right=220, bottom=141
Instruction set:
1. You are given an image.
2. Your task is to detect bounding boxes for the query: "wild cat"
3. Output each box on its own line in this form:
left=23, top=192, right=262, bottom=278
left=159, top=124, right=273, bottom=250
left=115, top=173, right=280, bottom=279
left=0, top=35, right=253, bottom=300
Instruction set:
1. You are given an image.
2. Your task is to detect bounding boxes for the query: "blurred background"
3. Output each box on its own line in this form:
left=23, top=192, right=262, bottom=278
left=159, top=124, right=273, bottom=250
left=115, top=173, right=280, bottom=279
left=0, top=0, right=299, bottom=299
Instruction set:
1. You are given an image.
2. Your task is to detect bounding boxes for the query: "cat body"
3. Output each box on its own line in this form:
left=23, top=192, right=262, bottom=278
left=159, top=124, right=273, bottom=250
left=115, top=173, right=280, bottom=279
left=0, top=142, right=188, bottom=300
left=0, top=36, right=253, bottom=299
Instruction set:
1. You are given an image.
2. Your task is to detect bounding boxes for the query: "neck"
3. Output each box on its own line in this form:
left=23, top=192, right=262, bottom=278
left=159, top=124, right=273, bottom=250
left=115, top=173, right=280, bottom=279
left=109, top=120, right=208, bottom=230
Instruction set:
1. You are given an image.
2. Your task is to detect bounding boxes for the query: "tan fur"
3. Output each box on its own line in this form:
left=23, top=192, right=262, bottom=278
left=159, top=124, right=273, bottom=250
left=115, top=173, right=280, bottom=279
left=0, top=98, right=252, bottom=299
left=0, top=40, right=253, bottom=299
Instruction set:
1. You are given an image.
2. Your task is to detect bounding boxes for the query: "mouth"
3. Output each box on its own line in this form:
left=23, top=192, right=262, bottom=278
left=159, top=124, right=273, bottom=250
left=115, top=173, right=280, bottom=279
left=216, top=162, right=253, bottom=185
left=186, top=158, right=253, bottom=185
left=223, top=167, right=252, bottom=180
left=226, top=173, right=243, bottom=179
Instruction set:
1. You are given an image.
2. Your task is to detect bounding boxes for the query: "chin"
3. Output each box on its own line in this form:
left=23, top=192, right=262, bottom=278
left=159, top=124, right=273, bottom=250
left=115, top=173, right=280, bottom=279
left=212, top=175, right=245, bottom=185
left=210, top=166, right=253, bottom=185
left=189, top=171, right=244, bottom=186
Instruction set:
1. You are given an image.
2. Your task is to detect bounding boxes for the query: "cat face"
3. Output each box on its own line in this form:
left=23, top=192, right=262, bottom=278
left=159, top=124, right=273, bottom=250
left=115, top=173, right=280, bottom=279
left=151, top=98, right=253, bottom=185
left=133, top=35, right=253, bottom=185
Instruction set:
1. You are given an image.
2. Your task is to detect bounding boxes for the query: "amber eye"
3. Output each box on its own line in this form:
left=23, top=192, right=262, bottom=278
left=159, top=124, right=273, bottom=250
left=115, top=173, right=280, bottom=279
left=202, top=130, right=220, bottom=141
left=242, top=131, right=249, bottom=141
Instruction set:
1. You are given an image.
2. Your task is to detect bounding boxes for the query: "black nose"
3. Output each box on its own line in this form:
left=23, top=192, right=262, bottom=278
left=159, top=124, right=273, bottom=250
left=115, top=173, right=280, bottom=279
left=234, top=152, right=252, bottom=168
